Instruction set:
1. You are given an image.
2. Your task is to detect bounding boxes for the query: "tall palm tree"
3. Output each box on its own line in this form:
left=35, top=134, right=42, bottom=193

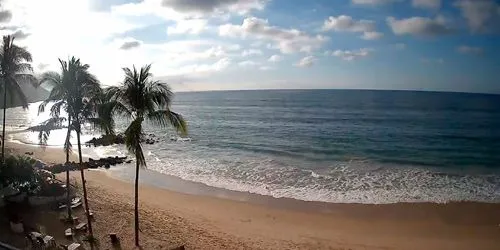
left=0, top=35, right=36, bottom=164
left=38, top=57, right=101, bottom=237
left=107, top=65, right=187, bottom=246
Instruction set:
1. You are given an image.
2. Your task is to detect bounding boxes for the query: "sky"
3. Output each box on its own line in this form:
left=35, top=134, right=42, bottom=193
left=0, top=0, right=499, bottom=93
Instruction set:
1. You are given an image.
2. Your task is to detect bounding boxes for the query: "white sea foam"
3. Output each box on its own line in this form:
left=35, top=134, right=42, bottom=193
left=137, top=148, right=500, bottom=204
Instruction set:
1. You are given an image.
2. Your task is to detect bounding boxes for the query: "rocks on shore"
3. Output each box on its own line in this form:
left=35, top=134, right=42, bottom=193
left=45, top=156, right=129, bottom=174
left=85, top=134, right=124, bottom=147
left=85, top=133, right=160, bottom=147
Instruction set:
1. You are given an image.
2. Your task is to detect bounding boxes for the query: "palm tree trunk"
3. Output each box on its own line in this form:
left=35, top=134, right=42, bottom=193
left=1, top=86, right=7, bottom=165
left=134, top=155, right=140, bottom=247
left=75, top=119, right=93, bottom=237
left=65, top=117, right=72, bottom=220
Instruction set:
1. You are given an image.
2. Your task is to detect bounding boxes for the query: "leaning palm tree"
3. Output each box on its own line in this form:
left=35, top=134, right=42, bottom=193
left=107, top=65, right=187, bottom=246
left=38, top=57, right=101, bottom=238
left=0, top=35, right=36, bottom=164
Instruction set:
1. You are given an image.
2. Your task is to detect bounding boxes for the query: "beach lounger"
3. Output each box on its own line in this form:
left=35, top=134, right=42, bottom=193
left=70, top=202, right=82, bottom=209
left=43, top=235, right=56, bottom=248
left=59, top=197, right=82, bottom=209
left=64, top=228, right=73, bottom=237
left=28, top=232, right=43, bottom=240
left=75, top=222, right=87, bottom=231
left=68, top=243, right=82, bottom=250
left=72, top=197, right=81, bottom=204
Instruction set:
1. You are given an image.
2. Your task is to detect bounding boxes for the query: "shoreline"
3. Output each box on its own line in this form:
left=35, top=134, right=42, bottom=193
left=8, top=138, right=500, bottom=208
left=4, top=140, right=500, bottom=249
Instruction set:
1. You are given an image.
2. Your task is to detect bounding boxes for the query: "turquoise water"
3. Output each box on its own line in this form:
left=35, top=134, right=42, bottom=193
left=5, top=90, right=500, bottom=203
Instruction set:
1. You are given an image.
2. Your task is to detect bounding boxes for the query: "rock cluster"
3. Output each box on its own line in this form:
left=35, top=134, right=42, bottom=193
left=85, top=133, right=160, bottom=146
left=46, top=156, right=130, bottom=174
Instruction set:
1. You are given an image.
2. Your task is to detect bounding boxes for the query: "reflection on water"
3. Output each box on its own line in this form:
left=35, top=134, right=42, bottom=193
left=1, top=101, right=99, bottom=146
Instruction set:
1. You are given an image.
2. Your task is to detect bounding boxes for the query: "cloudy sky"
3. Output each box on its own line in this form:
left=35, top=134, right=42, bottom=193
left=0, top=0, right=499, bottom=93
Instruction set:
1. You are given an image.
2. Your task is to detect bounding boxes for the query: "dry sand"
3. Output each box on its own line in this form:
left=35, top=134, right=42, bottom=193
left=4, top=141, right=500, bottom=250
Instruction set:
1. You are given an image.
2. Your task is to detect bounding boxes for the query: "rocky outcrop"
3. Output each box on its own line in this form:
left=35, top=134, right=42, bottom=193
left=86, top=133, right=160, bottom=147
left=85, top=134, right=125, bottom=147
left=87, top=156, right=130, bottom=169
left=46, top=156, right=130, bottom=174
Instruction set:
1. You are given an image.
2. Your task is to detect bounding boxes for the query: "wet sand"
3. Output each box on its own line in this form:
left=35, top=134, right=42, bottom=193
left=5, top=141, right=500, bottom=249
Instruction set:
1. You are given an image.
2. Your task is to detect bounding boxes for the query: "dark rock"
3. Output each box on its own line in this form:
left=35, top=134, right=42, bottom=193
left=45, top=156, right=128, bottom=174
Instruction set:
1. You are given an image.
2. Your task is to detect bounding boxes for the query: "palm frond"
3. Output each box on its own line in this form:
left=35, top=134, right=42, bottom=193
left=0, top=35, right=36, bottom=110
left=12, top=45, right=32, bottom=63
left=139, top=64, right=152, bottom=84
left=105, top=99, right=132, bottom=118
left=147, top=110, right=187, bottom=135
left=50, top=100, right=66, bottom=118
left=39, top=71, right=62, bottom=88
left=145, top=80, right=173, bottom=111
left=27, top=117, right=67, bottom=146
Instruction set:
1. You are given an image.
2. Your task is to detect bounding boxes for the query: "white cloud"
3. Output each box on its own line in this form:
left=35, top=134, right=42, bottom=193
left=454, top=0, right=500, bottom=33
left=37, top=63, right=49, bottom=71
left=259, top=66, right=273, bottom=70
left=113, top=0, right=267, bottom=20
left=227, top=44, right=242, bottom=51
left=386, top=16, right=454, bottom=37
left=11, top=29, right=30, bottom=40
left=0, top=0, right=247, bottom=87
left=0, top=0, right=145, bottom=83
left=322, top=15, right=382, bottom=40
left=0, top=10, right=12, bottom=23
left=167, top=19, right=208, bottom=34
left=412, top=0, right=441, bottom=10
left=351, top=0, right=400, bottom=5
left=457, top=45, right=483, bottom=55
left=361, top=31, right=383, bottom=40
left=268, top=54, right=282, bottom=62
left=238, top=60, right=258, bottom=67
left=241, top=49, right=262, bottom=56
left=295, top=56, right=315, bottom=67
left=330, top=48, right=374, bottom=61
left=161, top=0, right=267, bottom=15
left=219, top=17, right=328, bottom=54
left=178, top=57, right=232, bottom=73
left=118, top=38, right=142, bottom=50
left=322, top=15, right=375, bottom=32
left=250, top=41, right=263, bottom=47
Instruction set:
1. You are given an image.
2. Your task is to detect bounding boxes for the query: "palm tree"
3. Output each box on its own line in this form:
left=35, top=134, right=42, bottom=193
left=0, top=35, right=36, bottom=164
left=107, top=65, right=187, bottom=246
left=38, top=57, right=101, bottom=237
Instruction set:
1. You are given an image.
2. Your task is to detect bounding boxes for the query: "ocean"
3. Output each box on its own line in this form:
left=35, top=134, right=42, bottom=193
left=4, top=89, right=500, bottom=204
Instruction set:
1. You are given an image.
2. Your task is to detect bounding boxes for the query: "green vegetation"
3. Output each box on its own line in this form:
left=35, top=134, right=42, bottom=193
left=0, top=155, right=41, bottom=193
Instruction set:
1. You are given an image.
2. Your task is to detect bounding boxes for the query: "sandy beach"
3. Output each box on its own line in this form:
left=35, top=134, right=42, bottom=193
left=3, top=141, right=500, bottom=250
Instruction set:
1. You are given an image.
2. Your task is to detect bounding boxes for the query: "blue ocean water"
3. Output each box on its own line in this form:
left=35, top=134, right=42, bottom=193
left=6, top=90, right=500, bottom=203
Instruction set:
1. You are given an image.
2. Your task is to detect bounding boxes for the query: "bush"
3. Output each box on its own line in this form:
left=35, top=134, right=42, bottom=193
left=0, top=155, right=42, bottom=193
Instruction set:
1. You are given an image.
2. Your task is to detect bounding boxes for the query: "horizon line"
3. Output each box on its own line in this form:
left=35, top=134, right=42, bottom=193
left=173, top=88, right=500, bottom=96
